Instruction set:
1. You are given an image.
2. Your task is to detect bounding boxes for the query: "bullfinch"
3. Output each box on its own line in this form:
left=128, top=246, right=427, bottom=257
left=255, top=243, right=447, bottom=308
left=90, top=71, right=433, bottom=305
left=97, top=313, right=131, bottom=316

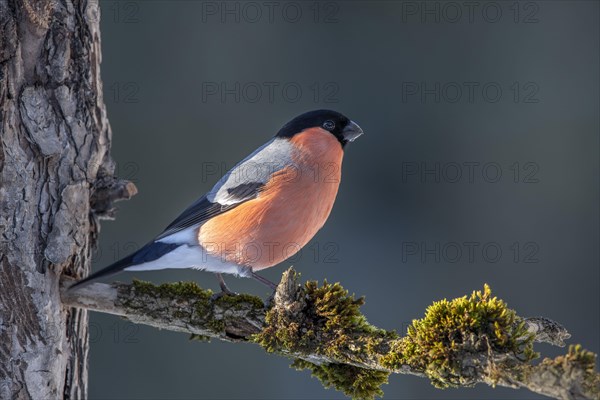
left=70, top=110, right=363, bottom=291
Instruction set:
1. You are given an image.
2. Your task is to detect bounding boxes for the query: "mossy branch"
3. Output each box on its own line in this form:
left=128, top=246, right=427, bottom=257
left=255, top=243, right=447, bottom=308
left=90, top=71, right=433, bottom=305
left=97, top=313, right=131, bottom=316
left=60, top=268, right=599, bottom=400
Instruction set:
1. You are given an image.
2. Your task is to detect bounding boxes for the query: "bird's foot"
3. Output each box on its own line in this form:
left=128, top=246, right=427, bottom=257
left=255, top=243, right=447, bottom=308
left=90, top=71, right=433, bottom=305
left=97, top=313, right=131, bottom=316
left=212, top=272, right=239, bottom=300
left=250, top=271, right=277, bottom=290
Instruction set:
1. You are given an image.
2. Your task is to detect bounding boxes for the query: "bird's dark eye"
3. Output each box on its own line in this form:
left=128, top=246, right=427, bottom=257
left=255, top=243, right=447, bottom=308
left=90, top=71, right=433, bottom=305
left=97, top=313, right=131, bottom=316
left=323, top=120, right=335, bottom=130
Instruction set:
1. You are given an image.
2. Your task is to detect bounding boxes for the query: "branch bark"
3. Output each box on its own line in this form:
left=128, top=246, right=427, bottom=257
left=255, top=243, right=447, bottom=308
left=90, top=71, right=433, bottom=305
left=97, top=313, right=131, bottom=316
left=0, top=1, right=135, bottom=397
left=60, top=269, right=599, bottom=400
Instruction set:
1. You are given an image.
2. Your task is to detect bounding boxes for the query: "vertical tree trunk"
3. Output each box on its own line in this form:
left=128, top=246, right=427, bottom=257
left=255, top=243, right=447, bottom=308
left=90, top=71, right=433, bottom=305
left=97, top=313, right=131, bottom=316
left=0, top=0, right=134, bottom=398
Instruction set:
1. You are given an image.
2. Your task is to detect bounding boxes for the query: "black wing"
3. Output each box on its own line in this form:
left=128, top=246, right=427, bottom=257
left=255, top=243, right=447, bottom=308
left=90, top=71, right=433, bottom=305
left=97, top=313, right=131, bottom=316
left=154, top=182, right=264, bottom=240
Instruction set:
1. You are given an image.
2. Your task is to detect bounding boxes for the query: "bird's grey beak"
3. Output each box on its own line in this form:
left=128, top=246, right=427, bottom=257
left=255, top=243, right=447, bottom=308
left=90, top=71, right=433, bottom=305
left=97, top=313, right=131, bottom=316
left=342, top=120, right=364, bottom=142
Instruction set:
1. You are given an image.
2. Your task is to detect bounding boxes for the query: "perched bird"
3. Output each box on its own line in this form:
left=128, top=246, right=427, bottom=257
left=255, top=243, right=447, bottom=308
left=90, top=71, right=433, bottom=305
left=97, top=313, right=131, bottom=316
left=71, top=110, right=363, bottom=292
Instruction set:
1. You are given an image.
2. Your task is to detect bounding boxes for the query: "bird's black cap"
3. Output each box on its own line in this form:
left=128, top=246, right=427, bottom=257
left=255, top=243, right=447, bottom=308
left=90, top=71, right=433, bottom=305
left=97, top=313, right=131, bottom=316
left=276, top=109, right=363, bottom=147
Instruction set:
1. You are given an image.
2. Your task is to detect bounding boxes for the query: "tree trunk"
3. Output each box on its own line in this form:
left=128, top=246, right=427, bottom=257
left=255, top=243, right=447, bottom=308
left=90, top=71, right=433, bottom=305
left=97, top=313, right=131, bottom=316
left=0, top=0, right=134, bottom=398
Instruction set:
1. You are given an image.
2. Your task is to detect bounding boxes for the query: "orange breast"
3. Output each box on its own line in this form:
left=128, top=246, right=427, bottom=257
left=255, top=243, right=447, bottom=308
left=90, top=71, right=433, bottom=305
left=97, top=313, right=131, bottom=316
left=198, top=128, right=343, bottom=270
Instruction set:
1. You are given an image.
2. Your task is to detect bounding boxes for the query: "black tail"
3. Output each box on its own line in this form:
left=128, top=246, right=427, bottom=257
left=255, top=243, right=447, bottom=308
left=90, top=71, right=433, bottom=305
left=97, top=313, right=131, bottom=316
left=68, top=241, right=182, bottom=290
left=68, top=252, right=138, bottom=290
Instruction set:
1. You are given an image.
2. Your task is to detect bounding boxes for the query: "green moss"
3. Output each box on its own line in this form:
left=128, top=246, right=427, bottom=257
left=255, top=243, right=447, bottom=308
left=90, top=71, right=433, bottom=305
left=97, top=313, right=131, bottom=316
left=538, top=344, right=599, bottom=395
left=255, top=279, right=386, bottom=358
left=189, top=333, right=211, bottom=342
left=255, top=278, right=393, bottom=398
left=204, top=293, right=265, bottom=335
left=132, top=279, right=213, bottom=300
left=214, top=292, right=265, bottom=310
left=386, top=284, right=537, bottom=388
left=379, top=339, right=406, bottom=371
left=292, top=359, right=388, bottom=400
left=206, top=318, right=225, bottom=333
left=540, top=344, right=597, bottom=374
left=256, top=278, right=547, bottom=396
left=128, top=279, right=215, bottom=321
left=552, top=344, right=597, bottom=369
left=127, top=280, right=266, bottom=336
left=305, top=281, right=372, bottom=331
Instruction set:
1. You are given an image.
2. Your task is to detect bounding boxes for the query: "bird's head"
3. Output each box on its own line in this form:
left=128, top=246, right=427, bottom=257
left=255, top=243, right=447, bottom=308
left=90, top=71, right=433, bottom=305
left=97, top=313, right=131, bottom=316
left=275, top=109, right=364, bottom=147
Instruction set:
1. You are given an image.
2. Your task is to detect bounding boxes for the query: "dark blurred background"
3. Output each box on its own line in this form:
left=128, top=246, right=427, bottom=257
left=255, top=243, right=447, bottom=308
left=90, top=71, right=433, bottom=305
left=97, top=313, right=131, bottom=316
left=90, top=1, right=599, bottom=398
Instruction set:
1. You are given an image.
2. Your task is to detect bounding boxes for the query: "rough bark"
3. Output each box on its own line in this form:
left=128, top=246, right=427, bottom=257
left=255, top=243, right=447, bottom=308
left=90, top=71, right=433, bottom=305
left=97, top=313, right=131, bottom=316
left=60, top=270, right=599, bottom=400
left=0, top=0, right=135, bottom=398
left=2, top=1, right=598, bottom=399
